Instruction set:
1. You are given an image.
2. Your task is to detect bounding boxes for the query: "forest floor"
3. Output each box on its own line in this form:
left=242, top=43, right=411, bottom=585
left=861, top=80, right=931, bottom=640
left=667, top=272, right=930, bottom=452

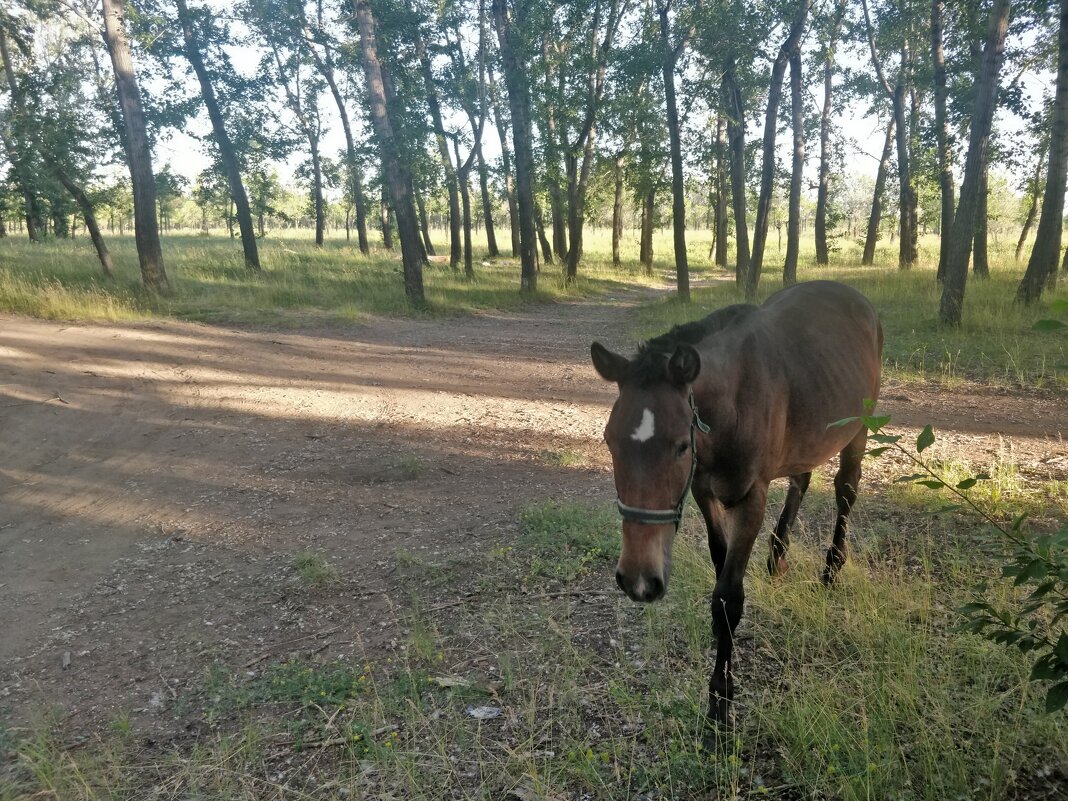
left=1, top=279, right=1067, bottom=798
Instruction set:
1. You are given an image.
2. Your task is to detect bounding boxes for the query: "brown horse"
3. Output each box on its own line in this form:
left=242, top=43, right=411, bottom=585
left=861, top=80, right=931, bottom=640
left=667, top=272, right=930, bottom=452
left=591, top=280, right=882, bottom=725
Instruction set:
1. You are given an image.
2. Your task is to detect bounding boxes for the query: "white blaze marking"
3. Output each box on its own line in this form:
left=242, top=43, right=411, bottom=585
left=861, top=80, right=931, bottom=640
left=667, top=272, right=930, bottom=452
left=630, top=408, right=655, bottom=442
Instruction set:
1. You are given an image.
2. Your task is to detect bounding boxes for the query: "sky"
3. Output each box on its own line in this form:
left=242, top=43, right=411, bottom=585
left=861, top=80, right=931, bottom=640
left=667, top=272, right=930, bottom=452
left=147, top=6, right=1053, bottom=203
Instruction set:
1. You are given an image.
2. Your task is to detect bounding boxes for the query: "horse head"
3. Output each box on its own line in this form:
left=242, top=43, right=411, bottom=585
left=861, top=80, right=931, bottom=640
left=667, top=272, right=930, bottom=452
left=591, top=340, right=705, bottom=603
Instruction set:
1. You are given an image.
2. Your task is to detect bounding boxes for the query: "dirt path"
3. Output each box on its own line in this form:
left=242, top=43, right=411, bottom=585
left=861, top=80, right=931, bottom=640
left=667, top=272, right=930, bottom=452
left=1, top=287, right=1065, bottom=734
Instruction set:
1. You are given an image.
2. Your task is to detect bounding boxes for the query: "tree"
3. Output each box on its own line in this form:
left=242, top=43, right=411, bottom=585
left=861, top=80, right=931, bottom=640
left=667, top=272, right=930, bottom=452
left=861, top=0, right=917, bottom=270
left=783, top=45, right=804, bottom=284
left=931, top=0, right=954, bottom=280
left=175, top=0, right=260, bottom=270
left=748, top=0, right=809, bottom=298
left=1017, top=0, right=1068, bottom=303
left=862, top=116, right=895, bottom=265
left=939, top=0, right=1012, bottom=325
left=491, top=0, right=538, bottom=292
left=101, top=0, right=169, bottom=291
left=355, top=0, right=424, bottom=302
left=814, top=0, right=846, bottom=265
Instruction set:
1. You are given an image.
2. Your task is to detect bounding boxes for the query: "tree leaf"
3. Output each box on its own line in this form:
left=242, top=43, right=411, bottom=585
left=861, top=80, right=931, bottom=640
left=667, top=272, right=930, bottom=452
left=956, top=478, right=979, bottom=490
left=827, top=416, right=859, bottom=429
left=915, top=479, right=945, bottom=489
left=916, top=425, right=935, bottom=453
left=866, top=447, right=891, bottom=457
left=1044, top=681, right=1068, bottom=714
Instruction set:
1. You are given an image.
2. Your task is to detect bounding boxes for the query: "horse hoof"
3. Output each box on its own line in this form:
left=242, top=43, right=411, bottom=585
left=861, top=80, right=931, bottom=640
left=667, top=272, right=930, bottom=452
left=767, top=555, right=789, bottom=578
left=821, top=566, right=839, bottom=586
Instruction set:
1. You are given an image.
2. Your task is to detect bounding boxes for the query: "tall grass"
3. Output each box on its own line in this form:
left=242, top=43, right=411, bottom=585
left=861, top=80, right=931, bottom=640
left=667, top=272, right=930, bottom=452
left=4, top=499, right=1065, bottom=800
left=0, top=228, right=662, bottom=324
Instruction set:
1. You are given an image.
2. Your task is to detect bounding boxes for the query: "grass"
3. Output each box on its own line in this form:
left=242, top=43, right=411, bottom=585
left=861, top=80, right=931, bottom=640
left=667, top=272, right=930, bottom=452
left=291, top=551, right=340, bottom=587
left=4, top=492, right=1066, bottom=800
left=0, top=228, right=663, bottom=324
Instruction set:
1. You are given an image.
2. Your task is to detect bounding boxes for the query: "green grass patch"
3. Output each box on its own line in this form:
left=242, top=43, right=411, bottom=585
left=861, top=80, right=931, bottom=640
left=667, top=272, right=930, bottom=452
left=291, top=551, right=339, bottom=587
left=519, top=501, right=620, bottom=582
left=0, top=229, right=662, bottom=324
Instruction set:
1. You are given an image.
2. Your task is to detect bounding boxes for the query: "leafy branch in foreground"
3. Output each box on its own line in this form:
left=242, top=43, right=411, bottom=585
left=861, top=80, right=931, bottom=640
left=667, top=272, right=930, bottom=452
left=831, top=409, right=1068, bottom=713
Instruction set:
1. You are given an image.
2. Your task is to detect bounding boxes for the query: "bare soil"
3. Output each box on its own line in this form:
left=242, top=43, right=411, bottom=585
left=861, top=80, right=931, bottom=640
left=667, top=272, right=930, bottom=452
left=1, top=286, right=1065, bottom=744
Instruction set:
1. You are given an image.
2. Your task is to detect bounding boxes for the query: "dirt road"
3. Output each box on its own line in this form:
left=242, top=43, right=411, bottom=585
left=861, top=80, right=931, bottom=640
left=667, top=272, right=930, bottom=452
left=1, top=288, right=1065, bottom=732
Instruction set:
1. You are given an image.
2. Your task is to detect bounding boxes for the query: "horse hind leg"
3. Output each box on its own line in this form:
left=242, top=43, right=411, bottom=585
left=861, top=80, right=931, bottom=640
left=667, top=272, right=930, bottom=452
left=767, top=472, right=811, bottom=577
left=823, top=430, right=866, bottom=585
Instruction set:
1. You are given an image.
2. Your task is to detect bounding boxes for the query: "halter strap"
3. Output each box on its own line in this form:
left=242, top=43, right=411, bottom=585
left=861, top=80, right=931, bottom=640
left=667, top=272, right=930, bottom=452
left=615, top=389, right=710, bottom=529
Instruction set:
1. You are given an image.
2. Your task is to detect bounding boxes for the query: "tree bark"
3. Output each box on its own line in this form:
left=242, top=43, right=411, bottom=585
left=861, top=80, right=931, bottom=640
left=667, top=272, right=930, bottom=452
left=356, top=0, right=424, bottom=303
left=932, top=0, right=954, bottom=280
left=415, top=188, right=435, bottom=257
left=49, top=162, right=113, bottom=277
left=1015, top=146, right=1046, bottom=261
left=476, top=150, right=499, bottom=257
left=724, top=62, right=751, bottom=288
left=640, top=187, right=655, bottom=275
left=863, top=117, right=896, bottom=265
left=659, top=0, right=695, bottom=301
left=1018, top=0, right=1068, bottom=301
left=973, top=162, right=990, bottom=278
left=488, top=65, right=520, bottom=257
left=380, top=182, right=393, bottom=249
left=940, top=0, right=1011, bottom=324
left=814, top=0, right=845, bottom=265
left=176, top=0, right=259, bottom=270
left=0, top=28, right=44, bottom=242
left=305, top=23, right=369, bottom=255
left=783, top=47, right=804, bottom=284
left=714, top=111, right=729, bottom=267
left=101, top=0, right=168, bottom=291
left=749, top=0, right=809, bottom=298
left=612, top=152, right=624, bottom=267
left=416, top=34, right=462, bottom=269
left=491, top=0, right=538, bottom=292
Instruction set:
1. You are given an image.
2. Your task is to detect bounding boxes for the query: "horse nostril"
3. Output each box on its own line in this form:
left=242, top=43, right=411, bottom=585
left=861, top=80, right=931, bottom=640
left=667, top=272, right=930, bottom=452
left=615, top=570, right=627, bottom=593
left=643, top=575, right=664, bottom=602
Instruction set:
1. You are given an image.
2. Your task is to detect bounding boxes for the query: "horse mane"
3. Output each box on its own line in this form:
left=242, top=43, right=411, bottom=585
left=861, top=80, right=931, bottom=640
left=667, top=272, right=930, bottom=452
left=627, top=303, right=756, bottom=386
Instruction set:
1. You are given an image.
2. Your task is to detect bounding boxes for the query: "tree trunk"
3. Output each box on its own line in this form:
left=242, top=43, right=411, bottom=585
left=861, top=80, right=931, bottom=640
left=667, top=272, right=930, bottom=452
left=489, top=66, right=520, bottom=257
left=724, top=63, right=751, bottom=288
left=534, top=200, right=553, bottom=265
left=749, top=0, right=810, bottom=298
left=940, top=0, right=1011, bottom=324
left=932, top=0, right=955, bottom=281
left=491, top=0, right=538, bottom=292
left=416, top=36, right=461, bottom=269
left=307, top=29, right=370, bottom=255
left=612, top=152, right=624, bottom=267
left=176, top=0, right=260, bottom=271
left=714, top=112, right=729, bottom=267
left=1015, top=146, right=1046, bottom=261
left=892, top=84, right=915, bottom=270
left=101, top=0, right=168, bottom=291
left=815, top=0, right=845, bottom=265
left=640, top=187, right=655, bottom=275
left=416, top=189, right=435, bottom=257
left=0, top=29, right=45, bottom=242
left=863, top=117, right=896, bottom=265
left=1018, top=0, right=1068, bottom=301
left=784, top=48, right=804, bottom=284
left=973, top=162, right=990, bottom=278
left=49, top=162, right=114, bottom=277
left=476, top=150, right=499, bottom=257
left=309, top=133, right=325, bottom=246
left=661, top=20, right=690, bottom=301
left=357, top=1, right=423, bottom=302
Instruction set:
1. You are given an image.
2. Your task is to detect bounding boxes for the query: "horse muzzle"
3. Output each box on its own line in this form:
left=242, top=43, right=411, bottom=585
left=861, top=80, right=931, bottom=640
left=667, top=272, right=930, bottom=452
left=615, top=568, right=666, bottom=603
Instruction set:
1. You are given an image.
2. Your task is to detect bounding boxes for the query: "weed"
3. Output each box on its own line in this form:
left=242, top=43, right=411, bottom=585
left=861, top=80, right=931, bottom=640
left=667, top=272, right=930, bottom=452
left=540, top=449, right=586, bottom=467
left=291, top=551, right=339, bottom=587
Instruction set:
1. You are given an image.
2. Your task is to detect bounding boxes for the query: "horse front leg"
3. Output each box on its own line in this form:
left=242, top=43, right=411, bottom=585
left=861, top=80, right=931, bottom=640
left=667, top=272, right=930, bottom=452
left=823, top=429, right=866, bottom=585
left=692, top=474, right=727, bottom=578
left=709, top=482, right=768, bottom=727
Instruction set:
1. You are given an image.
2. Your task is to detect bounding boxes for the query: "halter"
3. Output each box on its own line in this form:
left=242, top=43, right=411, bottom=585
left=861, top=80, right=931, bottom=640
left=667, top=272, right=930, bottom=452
left=615, top=389, right=710, bottom=529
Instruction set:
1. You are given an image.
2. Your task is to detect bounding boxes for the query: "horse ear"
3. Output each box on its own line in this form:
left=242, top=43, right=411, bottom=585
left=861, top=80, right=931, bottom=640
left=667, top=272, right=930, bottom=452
left=668, top=344, right=701, bottom=386
left=591, top=342, right=628, bottom=382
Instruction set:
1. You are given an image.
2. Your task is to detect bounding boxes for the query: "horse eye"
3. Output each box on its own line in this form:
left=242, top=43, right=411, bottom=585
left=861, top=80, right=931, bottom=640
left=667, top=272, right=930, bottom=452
left=676, top=441, right=689, bottom=457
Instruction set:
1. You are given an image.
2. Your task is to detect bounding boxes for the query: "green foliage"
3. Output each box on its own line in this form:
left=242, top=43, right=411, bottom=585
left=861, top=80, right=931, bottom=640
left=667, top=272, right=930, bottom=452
left=518, top=501, right=619, bottom=582
left=848, top=415, right=1068, bottom=714
left=292, top=550, right=339, bottom=586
